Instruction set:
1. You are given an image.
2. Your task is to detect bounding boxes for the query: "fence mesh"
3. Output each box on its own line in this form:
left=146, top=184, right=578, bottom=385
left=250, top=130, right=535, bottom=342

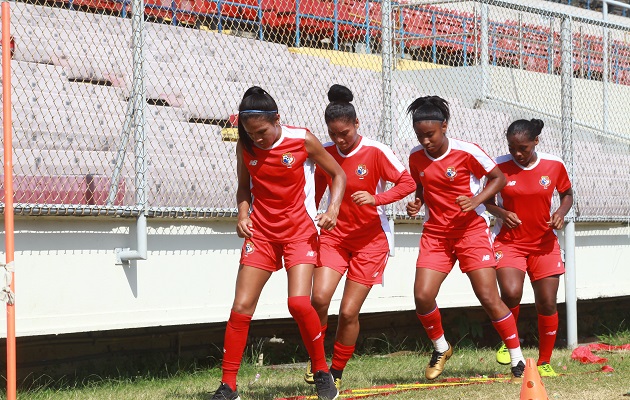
left=0, top=0, right=629, bottom=221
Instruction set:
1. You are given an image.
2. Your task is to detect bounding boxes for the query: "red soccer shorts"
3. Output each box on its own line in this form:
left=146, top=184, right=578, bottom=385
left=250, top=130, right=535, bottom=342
left=318, top=230, right=390, bottom=287
left=416, top=229, right=496, bottom=273
left=239, top=233, right=318, bottom=272
left=494, top=239, right=564, bottom=281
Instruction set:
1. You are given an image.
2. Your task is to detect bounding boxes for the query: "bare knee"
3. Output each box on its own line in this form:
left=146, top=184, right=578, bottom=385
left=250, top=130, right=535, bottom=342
left=414, top=292, right=437, bottom=314
left=476, top=288, right=504, bottom=312
left=338, top=307, right=359, bottom=327
left=232, top=301, right=255, bottom=316
left=311, top=292, right=332, bottom=314
left=535, top=299, right=557, bottom=316
left=500, top=283, right=523, bottom=308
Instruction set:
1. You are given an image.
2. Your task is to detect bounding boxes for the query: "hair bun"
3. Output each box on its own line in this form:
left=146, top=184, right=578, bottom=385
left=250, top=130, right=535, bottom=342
left=530, top=118, right=544, bottom=134
left=328, top=84, right=353, bottom=103
left=243, top=86, right=267, bottom=99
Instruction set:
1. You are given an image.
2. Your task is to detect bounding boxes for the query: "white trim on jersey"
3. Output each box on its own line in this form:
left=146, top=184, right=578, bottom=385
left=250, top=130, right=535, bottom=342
left=495, top=152, right=566, bottom=171
left=302, top=157, right=318, bottom=230
left=469, top=172, right=490, bottom=223
left=450, top=138, right=496, bottom=172
left=491, top=192, right=505, bottom=241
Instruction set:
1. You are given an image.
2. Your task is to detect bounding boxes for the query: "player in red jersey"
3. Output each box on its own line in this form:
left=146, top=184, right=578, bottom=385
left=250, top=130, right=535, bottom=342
left=486, top=119, right=573, bottom=377
left=211, top=87, right=346, bottom=400
left=302, top=85, right=416, bottom=389
left=406, top=96, right=526, bottom=383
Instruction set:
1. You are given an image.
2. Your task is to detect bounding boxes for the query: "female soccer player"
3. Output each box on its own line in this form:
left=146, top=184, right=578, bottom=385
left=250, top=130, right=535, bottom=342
left=486, top=119, right=573, bottom=377
left=211, top=86, right=346, bottom=400
left=406, top=96, right=526, bottom=383
left=304, top=84, right=416, bottom=389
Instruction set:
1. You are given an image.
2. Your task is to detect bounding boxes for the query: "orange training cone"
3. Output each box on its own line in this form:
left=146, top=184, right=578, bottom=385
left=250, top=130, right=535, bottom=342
left=520, top=358, right=549, bottom=400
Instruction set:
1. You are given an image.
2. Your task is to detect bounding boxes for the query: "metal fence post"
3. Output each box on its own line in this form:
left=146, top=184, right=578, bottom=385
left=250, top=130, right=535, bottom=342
left=480, top=3, right=489, bottom=101
left=381, top=0, right=395, bottom=255
left=561, top=15, right=577, bottom=349
left=116, top=0, right=148, bottom=265
left=602, top=1, right=609, bottom=136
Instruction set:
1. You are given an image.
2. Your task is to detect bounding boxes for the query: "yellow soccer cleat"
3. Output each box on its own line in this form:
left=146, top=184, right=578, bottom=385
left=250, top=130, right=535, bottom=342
left=496, top=343, right=511, bottom=365
left=537, top=363, right=558, bottom=377
left=304, top=359, right=315, bottom=384
left=425, top=343, right=453, bottom=380
left=333, top=377, right=341, bottom=391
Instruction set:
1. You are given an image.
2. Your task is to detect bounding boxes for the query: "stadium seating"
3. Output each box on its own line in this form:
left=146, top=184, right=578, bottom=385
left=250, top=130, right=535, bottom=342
left=3, top=1, right=628, bottom=216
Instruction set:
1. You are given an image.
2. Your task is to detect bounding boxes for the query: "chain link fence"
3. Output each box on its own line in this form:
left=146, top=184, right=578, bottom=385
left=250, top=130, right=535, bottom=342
left=0, top=0, right=629, bottom=221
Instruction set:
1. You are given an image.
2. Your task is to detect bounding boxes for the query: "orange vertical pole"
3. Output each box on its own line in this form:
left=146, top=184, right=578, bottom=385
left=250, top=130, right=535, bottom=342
left=2, top=2, right=17, bottom=400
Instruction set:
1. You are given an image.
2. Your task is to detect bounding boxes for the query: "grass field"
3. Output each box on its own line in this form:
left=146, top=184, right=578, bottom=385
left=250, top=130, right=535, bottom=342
left=15, top=336, right=630, bottom=400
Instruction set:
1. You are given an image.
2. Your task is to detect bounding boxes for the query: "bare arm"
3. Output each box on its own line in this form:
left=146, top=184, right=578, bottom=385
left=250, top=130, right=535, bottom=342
left=485, top=196, right=522, bottom=229
left=456, top=166, right=507, bottom=212
left=406, top=184, right=424, bottom=217
left=235, top=141, right=254, bottom=238
left=304, top=132, right=346, bottom=230
left=549, top=188, right=574, bottom=229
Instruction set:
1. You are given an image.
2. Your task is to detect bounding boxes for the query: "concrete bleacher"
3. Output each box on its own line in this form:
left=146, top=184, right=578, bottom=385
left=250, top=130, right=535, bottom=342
left=4, top=1, right=629, bottom=217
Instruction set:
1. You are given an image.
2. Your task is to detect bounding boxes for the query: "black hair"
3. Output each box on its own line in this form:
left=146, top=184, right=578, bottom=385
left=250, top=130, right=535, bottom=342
left=237, top=86, right=278, bottom=156
left=406, top=96, right=450, bottom=124
left=324, top=84, right=357, bottom=124
left=506, top=119, right=544, bottom=141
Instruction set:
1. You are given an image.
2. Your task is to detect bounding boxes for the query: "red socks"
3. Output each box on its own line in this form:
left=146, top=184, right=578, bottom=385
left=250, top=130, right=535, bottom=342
left=492, top=312, right=520, bottom=349
left=221, top=310, right=252, bottom=391
left=417, top=306, right=444, bottom=340
left=510, top=305, right=521, bottom=324
left=538, top=312, right=558, bottom=365
left=288, top=296, right=329, bottom=373
left=331, top=341, right=355, bottom=371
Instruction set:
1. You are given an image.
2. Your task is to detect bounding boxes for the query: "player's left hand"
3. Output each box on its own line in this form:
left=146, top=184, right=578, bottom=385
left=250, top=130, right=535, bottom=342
left=455, top=195, right=479, bottom=212
left=351, top=191, right=376, bottom=206
left=548, top=212, right=565, bottom=229
left=315, top=210, right=338, bottom=231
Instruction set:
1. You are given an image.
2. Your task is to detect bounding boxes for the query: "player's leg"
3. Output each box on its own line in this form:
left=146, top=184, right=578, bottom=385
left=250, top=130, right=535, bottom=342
left=495, top=267, right=526, bottom=365
left=329, top=279, right=372, bottom=387
left=285, top=234, right=338, bottom=399
left=458, top=234, right=525, bottom=383
left=212, top=237, right=279, bottom=399
left=305, top=239, right=348, bottom=384
left=532, top=275, right=560, bottom=376
left=529, top=241, right=564, bottom=377
left=414, top=234, right=453, bottom=380
left=305, top=266, right=343, bottom=384
left=467, top=267, right=526, bottom=383
left=213, top=264, right=272, bottom=400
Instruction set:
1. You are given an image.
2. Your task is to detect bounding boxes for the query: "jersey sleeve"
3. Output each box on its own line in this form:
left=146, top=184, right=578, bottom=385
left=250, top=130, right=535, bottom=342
left=373, top=170, right=416, bottom=206
left=555, top=161, right=572, bottom=193
left=467, top=145, right=497, bottom=179
left=314, top=164, right=328, bottom=208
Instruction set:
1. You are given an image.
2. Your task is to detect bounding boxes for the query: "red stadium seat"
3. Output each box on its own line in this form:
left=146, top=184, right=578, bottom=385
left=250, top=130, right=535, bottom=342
left=0, top=175, right=127, bottom=206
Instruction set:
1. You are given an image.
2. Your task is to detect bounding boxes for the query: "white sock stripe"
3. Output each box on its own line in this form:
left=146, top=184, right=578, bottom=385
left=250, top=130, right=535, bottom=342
left=494, top=312, right=512, bottom=323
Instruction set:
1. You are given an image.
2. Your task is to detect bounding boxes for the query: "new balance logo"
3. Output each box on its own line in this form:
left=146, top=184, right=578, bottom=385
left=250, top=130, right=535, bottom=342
left=372, top=271, right=379, bottom=278
left=312, top=332, right=322, bottom=342
left=545, top=330, right=557, bottom=336
left=482, top=254, right=491, bottom=261
left=506, top=334, right=517, bottom=340
left=426, top=326, right=434, bottom=330
left=306, top=250, right=315, bottom=257
left=507, top=181, right=516, bottom=186
left=249, top=160, right=258, bottom=166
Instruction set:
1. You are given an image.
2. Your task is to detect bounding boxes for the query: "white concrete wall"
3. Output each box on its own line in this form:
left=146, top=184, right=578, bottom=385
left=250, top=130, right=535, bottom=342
left=0, top=217, right=628, bottom=338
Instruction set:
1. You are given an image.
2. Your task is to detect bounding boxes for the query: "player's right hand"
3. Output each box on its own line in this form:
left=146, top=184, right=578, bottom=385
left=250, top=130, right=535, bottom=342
left=236, top=218, right=254, bottom=238
left=406, top=198, right=422, bottom=217
left=502, top=211, right=522, bottom=229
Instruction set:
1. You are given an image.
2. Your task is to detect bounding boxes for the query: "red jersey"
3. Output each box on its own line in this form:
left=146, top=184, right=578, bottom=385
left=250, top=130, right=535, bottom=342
left=315, top=137, right=415, bottom=249
left=493, top=152, right=572, bottom=246
left=241, top=125, right=317, bottom=243
left=408, top=138, right=496, bottom=238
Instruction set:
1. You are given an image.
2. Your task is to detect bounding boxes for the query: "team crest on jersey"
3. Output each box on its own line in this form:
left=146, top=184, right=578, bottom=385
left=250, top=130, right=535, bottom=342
left=539, top=175, right=551, bottom=189
left=244, top=241, right=255, bottom=255
left=495, top=250, right=503, bottom=261
left=445, top=166, right=457, bottom=181
left=281, top=152, right=295, bottom=168
left=356, top=164, right=368, bottom=179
